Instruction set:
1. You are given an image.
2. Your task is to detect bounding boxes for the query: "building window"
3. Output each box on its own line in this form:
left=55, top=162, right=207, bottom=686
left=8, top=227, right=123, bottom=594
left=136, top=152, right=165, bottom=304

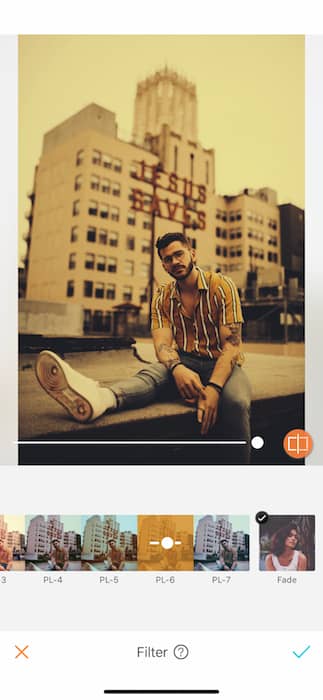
left=68, top=253, right=76, bottom=270
left=73, top=200, right=80, bottom=216
left=107, top=257, right=117, bottom=273
left=101, top=178, right=110, bottom=193
left=124, top=260, right=134, bottom=276
left=109, top=231, right=118, bottom=247
left=106, top=284, right=116, bottom=300
left=93, top=310, right=104, bottom=330
left=102, top=153, right=112, bottom=169
left=76, top=149, right=84, bottom=166
left=174, top=145, right=178, bottom=173
left=90, top=174, right=100, bottom=190
left=112, top=182, right=121, bottom=196
left=95, top=283, right=104, bottom=299
left=66, top=280, right=74, bottom=297
left=98, top=229, right=108, bottom=245
left=92, top=149, right=101, bottom=165
left=140, top=287, right=148, bottom=303
left=111, top=206, right=119, bottom=222
left=143, top=193, right=152, bottom=208
left=206, top=160, right=209, bottom=185
left=127, top=235, right=135, bottom=251
left=130, top=162, right=138, bottom=177
left=142, top=238, right=150, bottom=254
left=190, top=153, right=194, bottom=179
left=113, top=158, right=122, bottom=172
left=123, top=286, right=132, bottom=302
left=70, top=226, right=78, bottom=242
left=85, top=253, right=95, bottom=270
left=128, top=211, right=136, bottom=225
left=74, top=175, right=82, bottom=191
left=88, top=200, right=98, bottom=216
left=87, top=226, right=96, bottom=243
left=83, top=280, right=93, bottom=297
left=143, top=215, right=151, bottom=230
left=97, top=255, right=106, bottom=271
left=140, top=262, right=150, bottom=278
left=100, top=203, right=109, bottom=219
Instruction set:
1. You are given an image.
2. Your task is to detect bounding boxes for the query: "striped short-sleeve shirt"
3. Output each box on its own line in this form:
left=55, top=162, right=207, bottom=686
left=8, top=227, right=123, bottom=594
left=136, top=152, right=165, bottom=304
left=151, top=267, right=244, bottom=360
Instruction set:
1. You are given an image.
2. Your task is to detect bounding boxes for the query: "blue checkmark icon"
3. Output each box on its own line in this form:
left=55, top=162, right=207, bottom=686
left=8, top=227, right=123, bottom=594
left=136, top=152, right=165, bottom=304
left=292, top=645, right=311, bottom=659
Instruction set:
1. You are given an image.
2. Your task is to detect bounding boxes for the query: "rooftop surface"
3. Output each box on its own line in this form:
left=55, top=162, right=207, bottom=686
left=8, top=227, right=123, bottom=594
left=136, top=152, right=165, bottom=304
left=19, top=343, right=304, bottom=442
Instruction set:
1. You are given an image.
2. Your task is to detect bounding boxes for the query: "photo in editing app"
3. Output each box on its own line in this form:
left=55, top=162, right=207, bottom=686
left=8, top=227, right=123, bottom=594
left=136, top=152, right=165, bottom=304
left=194, top=515, right=249, bottom=571
left=259, top=514, right=315, bottom=571
left=0, top=515, right=26, bottom=571
left=81, top=515, right=137, bottom=570
left=18, top=35, right=304, bottom=466
left=138, top=515, right=194, bottom=570
left=25, top=515, right=82, bottom=570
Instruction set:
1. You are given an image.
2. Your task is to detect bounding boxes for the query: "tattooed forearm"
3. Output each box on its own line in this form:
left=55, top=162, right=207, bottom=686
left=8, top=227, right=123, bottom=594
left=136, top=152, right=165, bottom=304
left=157, top=343, right=179, bottom=356
left=225, top=323, right=242, bottom=347
left=156, top=343, right=180, bottom=370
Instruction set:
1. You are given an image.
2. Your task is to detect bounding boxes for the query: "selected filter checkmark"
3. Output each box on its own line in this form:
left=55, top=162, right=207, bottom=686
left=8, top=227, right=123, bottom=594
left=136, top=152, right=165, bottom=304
left=292, top=645, right=311, bottom=659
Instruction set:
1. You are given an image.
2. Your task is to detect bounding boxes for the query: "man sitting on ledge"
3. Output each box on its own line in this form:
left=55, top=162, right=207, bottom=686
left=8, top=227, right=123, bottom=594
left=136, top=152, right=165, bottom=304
left=35, top=232, right=251, bottom=463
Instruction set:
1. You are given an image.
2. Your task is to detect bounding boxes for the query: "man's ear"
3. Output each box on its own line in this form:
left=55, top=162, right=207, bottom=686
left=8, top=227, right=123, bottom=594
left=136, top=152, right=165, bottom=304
left=191, top=248, right=197, bottom=263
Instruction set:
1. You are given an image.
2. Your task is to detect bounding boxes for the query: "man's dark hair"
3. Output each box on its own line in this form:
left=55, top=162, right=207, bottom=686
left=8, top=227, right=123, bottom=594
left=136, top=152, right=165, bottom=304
left=108, top=539, right=116, bottom=545
left=156, top=232, right=191, bottom=258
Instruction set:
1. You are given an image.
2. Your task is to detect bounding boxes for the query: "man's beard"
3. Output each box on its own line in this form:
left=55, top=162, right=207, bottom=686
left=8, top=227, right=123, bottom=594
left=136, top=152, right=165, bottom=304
left=169, top=259, right=194, bottom=281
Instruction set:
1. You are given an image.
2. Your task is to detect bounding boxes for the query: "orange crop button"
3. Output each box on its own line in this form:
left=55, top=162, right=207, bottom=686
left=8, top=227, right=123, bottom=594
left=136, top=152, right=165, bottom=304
left=283, top=429, right=313, bottom=459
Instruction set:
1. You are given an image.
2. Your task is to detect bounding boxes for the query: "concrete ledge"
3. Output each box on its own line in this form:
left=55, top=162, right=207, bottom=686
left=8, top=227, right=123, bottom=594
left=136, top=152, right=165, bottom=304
left=19, top=345, right=304, bottom=443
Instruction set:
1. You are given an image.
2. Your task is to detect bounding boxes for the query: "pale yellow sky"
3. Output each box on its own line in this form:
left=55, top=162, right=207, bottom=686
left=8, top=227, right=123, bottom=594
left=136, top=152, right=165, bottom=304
left=19, top=35, right=304, bottom=259
left=2, top=515, right=25, bottom=533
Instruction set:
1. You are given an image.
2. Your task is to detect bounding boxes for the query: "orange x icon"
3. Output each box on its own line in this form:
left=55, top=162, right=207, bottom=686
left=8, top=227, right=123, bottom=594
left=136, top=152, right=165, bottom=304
left=15, top=645, right=29, bottom=659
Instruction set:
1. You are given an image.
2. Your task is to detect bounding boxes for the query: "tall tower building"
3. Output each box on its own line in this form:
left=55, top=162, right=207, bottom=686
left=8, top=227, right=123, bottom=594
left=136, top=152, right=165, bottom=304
left=0, top=515, right=8, bottom=542
left=132, top=67, right=198, bottom=146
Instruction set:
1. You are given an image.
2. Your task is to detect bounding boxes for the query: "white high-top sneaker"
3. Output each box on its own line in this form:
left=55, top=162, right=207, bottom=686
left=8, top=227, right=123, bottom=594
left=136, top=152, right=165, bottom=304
left=35, top=350, right=116, bottom=423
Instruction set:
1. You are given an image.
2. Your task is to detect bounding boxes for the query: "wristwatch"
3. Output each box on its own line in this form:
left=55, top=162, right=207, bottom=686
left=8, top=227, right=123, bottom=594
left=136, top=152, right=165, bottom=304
left=207, top=381, right=223, bottom=394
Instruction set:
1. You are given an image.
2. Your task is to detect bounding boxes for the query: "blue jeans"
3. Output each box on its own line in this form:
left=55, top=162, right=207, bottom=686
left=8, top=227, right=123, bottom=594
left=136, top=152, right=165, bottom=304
left=109, top=352, right=252, bottom=463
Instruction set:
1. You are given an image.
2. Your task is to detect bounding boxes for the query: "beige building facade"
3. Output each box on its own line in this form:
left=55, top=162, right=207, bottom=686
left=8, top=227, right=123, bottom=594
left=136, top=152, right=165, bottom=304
left=24, top=68, right=283, bottom=334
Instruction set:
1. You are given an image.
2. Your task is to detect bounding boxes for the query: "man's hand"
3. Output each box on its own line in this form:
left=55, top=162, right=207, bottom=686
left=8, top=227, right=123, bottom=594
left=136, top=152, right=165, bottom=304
left=172, top=364, right=206, bottom=402
left=197, top=385, right=220, bottom=435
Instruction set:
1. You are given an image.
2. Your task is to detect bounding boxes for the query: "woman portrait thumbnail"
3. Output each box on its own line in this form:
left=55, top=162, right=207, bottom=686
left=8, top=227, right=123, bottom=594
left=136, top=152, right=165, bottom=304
left=259, top=515, right=315, bottom=571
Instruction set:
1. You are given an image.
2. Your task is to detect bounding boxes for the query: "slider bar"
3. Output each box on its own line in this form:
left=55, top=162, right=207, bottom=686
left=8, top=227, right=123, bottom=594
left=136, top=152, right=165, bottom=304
left=104, top=691, right=219, bottom=695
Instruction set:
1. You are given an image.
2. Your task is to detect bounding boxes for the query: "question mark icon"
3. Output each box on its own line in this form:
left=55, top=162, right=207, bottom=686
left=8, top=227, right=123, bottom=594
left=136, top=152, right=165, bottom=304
left=173, top=644, right=189, bottom=660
